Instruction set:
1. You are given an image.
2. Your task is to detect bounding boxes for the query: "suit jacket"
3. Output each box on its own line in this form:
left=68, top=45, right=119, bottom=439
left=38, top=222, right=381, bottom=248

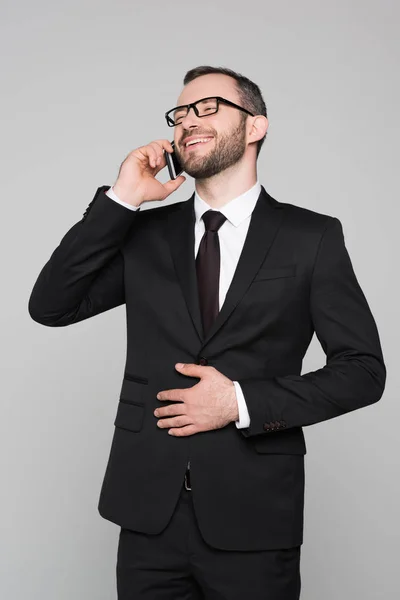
left=28, top=184, right=386, bottom=551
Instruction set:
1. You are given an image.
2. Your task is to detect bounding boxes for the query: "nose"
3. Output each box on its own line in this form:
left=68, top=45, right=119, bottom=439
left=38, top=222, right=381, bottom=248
left=178, top=105, right=203, bottom=130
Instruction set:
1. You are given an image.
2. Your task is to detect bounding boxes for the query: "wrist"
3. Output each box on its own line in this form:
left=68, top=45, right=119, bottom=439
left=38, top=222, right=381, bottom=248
left=229, top=381, right=239, bottom=422
left=112, top=183, right=142, bottom=208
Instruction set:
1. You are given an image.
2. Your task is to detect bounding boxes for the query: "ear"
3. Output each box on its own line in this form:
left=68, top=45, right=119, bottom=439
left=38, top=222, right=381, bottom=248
left=249, top=115, right=269, bottom=143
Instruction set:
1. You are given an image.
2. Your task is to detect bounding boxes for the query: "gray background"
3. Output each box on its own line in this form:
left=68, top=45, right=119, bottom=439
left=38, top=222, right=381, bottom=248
left=1, top=1, right=398, bottom=598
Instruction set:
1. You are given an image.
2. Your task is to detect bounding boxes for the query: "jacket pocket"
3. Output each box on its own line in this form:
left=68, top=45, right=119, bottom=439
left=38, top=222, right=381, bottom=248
left=120, top=373, right=149, bottom=401
left=253, top=264, right=296, bottom=282
left=114, top=399, right=145, bottom=433
left=123, top=372, right=149, bottom=384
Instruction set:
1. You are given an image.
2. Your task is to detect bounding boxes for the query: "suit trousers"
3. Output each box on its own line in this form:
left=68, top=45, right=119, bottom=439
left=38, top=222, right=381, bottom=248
left=116, top=479, right=302, bottom=600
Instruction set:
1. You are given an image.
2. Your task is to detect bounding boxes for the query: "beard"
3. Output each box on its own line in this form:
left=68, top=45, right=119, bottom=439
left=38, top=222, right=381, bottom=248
left=175, top=116, right=247, bottom=180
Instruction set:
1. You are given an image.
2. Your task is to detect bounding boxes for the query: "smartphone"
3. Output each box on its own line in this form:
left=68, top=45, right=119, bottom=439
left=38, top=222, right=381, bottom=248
left=164, top=140, right=184, bottom=180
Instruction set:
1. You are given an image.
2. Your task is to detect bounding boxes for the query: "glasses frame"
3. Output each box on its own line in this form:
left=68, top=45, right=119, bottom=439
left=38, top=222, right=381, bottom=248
left=164, top=96, right=255, bottom=127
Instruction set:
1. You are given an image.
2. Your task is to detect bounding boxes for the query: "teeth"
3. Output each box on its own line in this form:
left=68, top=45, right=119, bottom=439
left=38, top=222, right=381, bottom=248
left=186, top=138, right=212, bottom=147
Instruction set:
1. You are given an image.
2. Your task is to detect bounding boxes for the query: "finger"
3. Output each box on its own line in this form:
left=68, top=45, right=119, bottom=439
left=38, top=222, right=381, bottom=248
left=142, top=141, right=171, bottom=169
left=153, top=151, right=167, bottom=171
left=168, top=424, right=198, bottom=437
left=157, top=388, right=186, bottom=401
left=155, top=403, right=186, bottom=417
left=148, top=147, right=159, bottom=169
left=149, top=140, right=174, bottom=161
left=154, top=142, right=174, bottom=169
left=151, top=139, right=174, bottom=153
left=149, top=141, right=174, bottom=169
left=158, top=415, right=192, bottom=428
left=135, top=145, right=159, bottom=169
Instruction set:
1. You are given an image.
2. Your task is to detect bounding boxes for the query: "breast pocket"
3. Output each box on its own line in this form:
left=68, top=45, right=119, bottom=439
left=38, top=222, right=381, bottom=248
left=253, top=264, right=296, bottom=282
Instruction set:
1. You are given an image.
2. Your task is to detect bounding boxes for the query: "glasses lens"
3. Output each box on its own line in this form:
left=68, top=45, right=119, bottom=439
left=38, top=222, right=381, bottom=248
left=169, top=97, right=218, bottom=125
left=196, top=97, right=218, bottom=116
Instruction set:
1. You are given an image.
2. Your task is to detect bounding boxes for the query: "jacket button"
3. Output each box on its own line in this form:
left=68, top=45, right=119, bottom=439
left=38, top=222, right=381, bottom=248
left=263, top=422, right=271, bottom=431
left=199, top=357, right=208, bottom=366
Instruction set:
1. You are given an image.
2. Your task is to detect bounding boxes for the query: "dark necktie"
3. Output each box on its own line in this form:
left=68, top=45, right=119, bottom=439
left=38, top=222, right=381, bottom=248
left=195, top=210, right=227, bottom=337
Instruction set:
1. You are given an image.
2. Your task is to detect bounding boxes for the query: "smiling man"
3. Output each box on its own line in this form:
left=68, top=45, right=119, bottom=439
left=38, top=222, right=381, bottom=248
left=29, top=65, right=386, bottom=600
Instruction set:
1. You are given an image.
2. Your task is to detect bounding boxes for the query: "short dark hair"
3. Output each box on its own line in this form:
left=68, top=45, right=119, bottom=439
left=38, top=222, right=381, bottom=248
left=183, top=65, right=268, bottom=158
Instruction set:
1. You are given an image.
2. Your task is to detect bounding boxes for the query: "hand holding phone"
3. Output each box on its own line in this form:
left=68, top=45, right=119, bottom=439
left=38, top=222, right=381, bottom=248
left=112, top=139, right=186, bottom=207
left=164, top=140, right=184, bottom=180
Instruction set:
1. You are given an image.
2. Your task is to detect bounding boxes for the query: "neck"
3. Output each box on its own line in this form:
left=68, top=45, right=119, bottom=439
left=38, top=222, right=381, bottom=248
left=194, top=164, right=258, bottom=209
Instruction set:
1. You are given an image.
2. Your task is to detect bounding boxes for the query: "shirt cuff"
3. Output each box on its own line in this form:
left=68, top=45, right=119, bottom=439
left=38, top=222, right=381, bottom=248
left=233, top=381, right=251, bottom=429
left=105, top=186, right=140, bottom=211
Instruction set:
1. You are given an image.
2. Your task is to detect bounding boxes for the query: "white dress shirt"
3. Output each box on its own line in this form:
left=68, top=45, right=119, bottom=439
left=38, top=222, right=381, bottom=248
left=105, top=181, right=262, bottom=429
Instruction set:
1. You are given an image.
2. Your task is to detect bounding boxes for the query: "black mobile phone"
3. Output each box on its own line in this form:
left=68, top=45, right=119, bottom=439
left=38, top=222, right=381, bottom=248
left=164, top=140, right=184, bottom=180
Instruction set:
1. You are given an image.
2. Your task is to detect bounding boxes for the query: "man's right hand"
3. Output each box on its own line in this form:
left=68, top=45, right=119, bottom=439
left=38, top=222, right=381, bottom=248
left=112, top=139, right=186, bottom=208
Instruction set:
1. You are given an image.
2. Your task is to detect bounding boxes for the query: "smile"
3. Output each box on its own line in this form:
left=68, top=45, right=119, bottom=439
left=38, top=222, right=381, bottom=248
left=184, top=138, right=214, bottom=151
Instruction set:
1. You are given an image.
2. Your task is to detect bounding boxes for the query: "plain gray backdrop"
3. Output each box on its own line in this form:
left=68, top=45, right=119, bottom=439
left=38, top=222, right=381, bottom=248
left=2, top=1, right=399, bottom=598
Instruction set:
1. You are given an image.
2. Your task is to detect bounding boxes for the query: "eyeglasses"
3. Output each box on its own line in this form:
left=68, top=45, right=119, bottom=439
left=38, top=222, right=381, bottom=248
left=165, top=96, right=255, bottom=127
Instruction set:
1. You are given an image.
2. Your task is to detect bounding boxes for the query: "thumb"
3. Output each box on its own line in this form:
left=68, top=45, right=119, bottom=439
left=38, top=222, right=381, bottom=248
left=163, top=175, right=186, bottom=196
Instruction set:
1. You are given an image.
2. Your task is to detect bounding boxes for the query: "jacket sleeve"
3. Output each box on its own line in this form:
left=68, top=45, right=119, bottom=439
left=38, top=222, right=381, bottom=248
left=237, top=217, right=386, bottom=438
left=28, top=186, right=140, bottom=327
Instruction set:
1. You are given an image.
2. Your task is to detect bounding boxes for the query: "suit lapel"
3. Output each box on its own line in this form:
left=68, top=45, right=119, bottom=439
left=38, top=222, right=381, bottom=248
left=166, top=192, right=204, bottom=341
left=166, top=185, right=285, bottom=347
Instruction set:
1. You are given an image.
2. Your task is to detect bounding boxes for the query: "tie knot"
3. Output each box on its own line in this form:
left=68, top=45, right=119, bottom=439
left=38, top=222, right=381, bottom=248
left=202, top=210, right=227, bottom=232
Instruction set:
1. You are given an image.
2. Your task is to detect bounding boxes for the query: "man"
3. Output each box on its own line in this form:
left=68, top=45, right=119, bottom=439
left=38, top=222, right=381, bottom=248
left=28, top=65, right=386, bottom=600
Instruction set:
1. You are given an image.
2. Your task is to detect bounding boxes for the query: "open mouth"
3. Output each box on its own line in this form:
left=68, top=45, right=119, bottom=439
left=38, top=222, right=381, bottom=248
left=184, top=138, right=214, bottom=151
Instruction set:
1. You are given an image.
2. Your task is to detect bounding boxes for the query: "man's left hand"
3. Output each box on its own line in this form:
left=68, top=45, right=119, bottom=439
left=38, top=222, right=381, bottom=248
left=154, top=363, right=239, bottom=436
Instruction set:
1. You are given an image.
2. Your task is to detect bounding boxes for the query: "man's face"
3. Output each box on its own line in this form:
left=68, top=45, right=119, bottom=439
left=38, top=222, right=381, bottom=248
left=172, top=74, right=249, bottom=180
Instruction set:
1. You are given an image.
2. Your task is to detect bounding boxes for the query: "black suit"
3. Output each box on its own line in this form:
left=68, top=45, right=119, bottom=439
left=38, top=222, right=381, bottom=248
left=29, top=184, right=385, bottom=591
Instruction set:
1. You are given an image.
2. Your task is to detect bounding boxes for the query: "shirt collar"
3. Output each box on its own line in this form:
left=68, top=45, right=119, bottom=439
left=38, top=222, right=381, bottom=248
left=194, top=180, right=262, bottom=228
